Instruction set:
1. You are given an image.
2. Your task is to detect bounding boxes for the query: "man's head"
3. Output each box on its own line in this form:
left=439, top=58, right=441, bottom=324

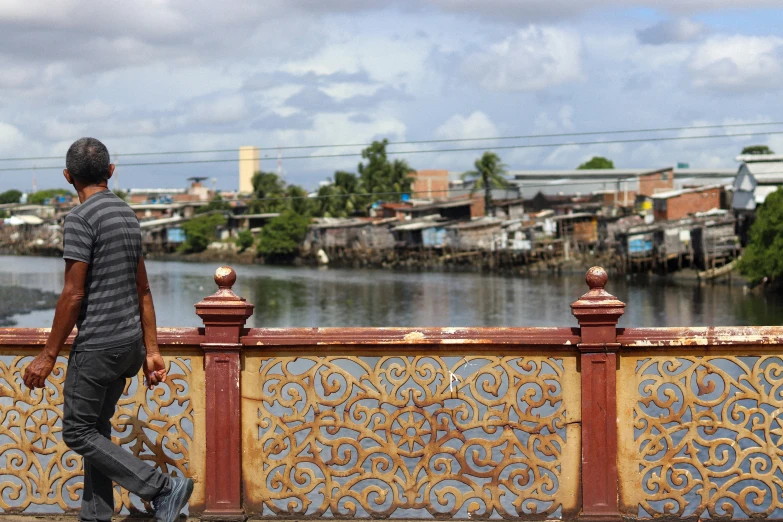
left=64, top=137, right=114, bottom=187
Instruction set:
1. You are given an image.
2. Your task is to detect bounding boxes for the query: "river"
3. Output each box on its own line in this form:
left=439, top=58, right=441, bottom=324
left=1, top=255, right=781, bottom=328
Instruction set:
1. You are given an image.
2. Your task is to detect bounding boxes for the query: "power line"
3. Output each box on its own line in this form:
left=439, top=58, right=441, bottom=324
left=2, top=121, right=783, bottom=163
left=221, top=177, right=748, bottom=203
left=3, top=130, right=783, bottom=173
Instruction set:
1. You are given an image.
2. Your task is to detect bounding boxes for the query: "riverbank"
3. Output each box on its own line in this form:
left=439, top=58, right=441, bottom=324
left=1, top=247, right=750, bottom=285
left=0, top=285, right=59, bottom=326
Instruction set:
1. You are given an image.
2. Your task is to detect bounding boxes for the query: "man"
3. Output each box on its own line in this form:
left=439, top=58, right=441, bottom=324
left=23, top=137, right=193, bottom=522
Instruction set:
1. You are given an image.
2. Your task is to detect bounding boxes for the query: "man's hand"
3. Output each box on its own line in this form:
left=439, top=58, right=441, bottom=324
left=143, top=352, right=167, bottom=390
left=23, top=352, right=57, bottom=390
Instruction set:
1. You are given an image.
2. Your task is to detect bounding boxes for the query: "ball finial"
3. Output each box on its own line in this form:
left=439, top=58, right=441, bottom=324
left=585, top=266, right=608, bottom=290
left=214, top=266, right=237, bottom=289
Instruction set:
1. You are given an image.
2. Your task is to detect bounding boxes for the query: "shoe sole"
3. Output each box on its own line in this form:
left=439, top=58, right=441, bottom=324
left=167, top=479, right=195, bottom=522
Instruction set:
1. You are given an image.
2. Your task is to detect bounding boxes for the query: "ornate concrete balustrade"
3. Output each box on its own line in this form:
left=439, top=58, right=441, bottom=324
left=1, top=266, right=782, bottom=521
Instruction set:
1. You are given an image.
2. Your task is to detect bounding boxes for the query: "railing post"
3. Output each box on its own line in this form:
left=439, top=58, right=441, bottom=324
left=571, top=266, right=625, bottom=522
left=195, top=267, right=254, bottom=520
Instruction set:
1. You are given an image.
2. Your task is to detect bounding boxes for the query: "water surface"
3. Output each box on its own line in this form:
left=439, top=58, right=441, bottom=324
left=2, top=255, right=781, bottom=328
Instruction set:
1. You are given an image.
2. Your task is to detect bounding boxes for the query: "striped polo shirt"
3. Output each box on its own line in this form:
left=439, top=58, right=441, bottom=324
left=62, top=190, right=143, bottom=350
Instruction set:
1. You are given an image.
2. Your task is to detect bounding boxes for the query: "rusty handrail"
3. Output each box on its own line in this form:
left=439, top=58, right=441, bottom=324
left=241, top=326, right=581, bottom=347
left=0, top=326, right=204, bottom=347
left=617, top=326, right=783, bottom=347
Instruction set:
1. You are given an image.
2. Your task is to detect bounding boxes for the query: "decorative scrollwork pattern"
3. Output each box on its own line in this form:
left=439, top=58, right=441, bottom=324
left=0, top=351, right=200, bottom=513
left=242, top=353, right=580, bottom=519
left=620, top=353, right=783, bottom=518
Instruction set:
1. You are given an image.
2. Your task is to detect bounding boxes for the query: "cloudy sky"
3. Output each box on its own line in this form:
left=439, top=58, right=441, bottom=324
left=1, top=1, right=782, bottom=193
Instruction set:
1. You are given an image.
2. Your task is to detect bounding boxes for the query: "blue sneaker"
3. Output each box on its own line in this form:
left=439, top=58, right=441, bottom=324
left=152, top=477, right=194, bottom=522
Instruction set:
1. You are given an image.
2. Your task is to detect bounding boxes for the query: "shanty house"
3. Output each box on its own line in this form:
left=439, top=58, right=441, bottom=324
left=652, top=185, right=723, bottom=221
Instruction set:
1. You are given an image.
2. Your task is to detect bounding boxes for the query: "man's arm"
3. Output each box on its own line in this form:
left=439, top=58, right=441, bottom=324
left=137, top=256, right=167, bottom=389
left=23, top=260, right=88, bottom=389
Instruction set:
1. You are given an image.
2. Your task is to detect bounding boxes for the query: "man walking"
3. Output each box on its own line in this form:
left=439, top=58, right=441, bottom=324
left=23, top=138, right=193, bottom=522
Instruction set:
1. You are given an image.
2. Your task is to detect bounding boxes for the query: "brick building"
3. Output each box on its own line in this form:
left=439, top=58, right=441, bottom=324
left=652, top=185, right=723, bottom=221
left=638, top=167, right=675, bottom=196
left=412, top=170, right=450, bottom=199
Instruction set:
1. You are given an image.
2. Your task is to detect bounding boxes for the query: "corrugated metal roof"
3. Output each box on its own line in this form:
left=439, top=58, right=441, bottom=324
left=446, top=218, right=503, bottom=230
left=754, top=185, right=781, bottom=204
left=392, top=218, right=450, bottom=231
left=651, top=184, right=723, bottom=199
left=398, top=199, right=474, bottom=212
left=4, top=215, right=44, bottom=226
left=746, top=162, right=783, bottom=184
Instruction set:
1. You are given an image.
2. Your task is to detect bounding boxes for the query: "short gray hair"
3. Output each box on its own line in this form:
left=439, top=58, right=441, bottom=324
left=65, top=137, right=111, bottom=184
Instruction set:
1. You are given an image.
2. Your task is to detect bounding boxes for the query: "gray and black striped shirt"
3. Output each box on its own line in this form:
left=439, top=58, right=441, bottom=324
left=62, top=190, right=143, bottom=351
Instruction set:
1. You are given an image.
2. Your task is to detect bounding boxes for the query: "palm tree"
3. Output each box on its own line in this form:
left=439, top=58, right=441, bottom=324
left=461, top=152, right=509, bottom=217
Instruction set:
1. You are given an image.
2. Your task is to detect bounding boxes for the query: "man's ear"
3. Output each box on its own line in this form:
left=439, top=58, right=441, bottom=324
left=107, top=164, right=115, bottom=180
left=63, top=169, right=74, bottom=185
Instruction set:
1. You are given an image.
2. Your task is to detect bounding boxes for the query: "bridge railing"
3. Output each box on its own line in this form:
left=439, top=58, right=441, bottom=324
left=1, top=265, right=782, bottom=521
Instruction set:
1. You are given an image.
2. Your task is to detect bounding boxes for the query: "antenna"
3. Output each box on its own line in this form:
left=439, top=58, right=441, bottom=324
left=277, top=145, right=283, bottom=178
left=32, top=164, right=37, bottom=193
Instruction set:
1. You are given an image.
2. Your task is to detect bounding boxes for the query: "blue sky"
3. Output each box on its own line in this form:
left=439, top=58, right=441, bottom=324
left=0, top=1, right=782, bottom=193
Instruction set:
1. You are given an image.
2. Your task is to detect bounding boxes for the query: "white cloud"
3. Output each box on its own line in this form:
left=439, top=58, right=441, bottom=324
left=435, top=111, right=499, bottom=140
left=0, top=122, right=27, bottom=155
left=190, top=95, right=248, bottom=125
left=637, top=18, right=706, bottom=45
left=690, top=35, right=783, bottom=92
left=461, top=26, right=583, bottom=91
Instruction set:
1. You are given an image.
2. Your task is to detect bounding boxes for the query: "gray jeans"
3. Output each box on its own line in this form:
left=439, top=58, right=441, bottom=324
left=63, top=339, right=169, bottom=521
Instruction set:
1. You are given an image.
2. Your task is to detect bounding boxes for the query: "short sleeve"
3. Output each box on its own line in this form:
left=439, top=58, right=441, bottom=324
left=62, top=214, right=94, bottom=264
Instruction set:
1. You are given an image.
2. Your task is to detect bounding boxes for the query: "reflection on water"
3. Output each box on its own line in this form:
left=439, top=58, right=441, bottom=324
left=2, top=255, right=781, bottom=328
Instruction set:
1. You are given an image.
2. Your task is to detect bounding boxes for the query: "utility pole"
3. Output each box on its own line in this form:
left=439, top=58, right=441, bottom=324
left=32, top=164, right=37, bottom=193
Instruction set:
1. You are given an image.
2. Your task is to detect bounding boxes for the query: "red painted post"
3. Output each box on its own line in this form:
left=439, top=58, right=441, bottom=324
left=195, top=266, right=254, bottom=520
left=571, top=266, right=625, bottom=522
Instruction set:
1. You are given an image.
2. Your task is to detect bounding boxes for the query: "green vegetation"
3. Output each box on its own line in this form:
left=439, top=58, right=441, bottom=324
left=314, top=171, right=364, bottom=218
left=0, top=190, right=22, bottom=204
left=249, top=171, right=288, bottom=214
left=258, top=211, right=310, bottom=260
left=742, top=145, right=774, bottom=155
left=196, top=194, right=232, bottom=214
left=178, top=213, right=227, bottom=254
left=0, top=210, right=7, bottom=219
left=28, top=189, right=73, bottom=205
left=357, top=139, right=415, bottom=203
left=235, top=230, right=255, bottom=253
left=461, top=151, right=509, bottom=216
left=738, top=188, right=783, bottom=285
left=577, top=156, right=615, bottom=169
left=113, top=189, right=128, bottom=201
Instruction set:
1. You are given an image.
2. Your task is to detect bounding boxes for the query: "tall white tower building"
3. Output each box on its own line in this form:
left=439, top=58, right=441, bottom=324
left=239, top=146, right=260, bottom=194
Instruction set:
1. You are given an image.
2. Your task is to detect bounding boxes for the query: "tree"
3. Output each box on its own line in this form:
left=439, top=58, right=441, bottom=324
left=577, top=156, right=615, bottom=169
left=28, top=189, right=73, bottom=205
left=257, top=211, right=310, bottom=261
left=113, top=189, right=128, bottom=201
left=286, top=184, right=314, bottom=216
left=357, top=140, right=415, bottom=203
left=196, top=194, right=232, bottom=214
left=235, top=230, right=255, bottom=253
left=314, top=171, right=365, bottom=218
left=249, top=171, right=288, bottom=214
left=742, top=145, right=774, bottom=155
left=0, top=190, right=22, bottom=204
left=179, top=213, right=227, bottom=254
left=461, top=152, right=509, bottom=216
left=738, top=187, right=783, bottom=285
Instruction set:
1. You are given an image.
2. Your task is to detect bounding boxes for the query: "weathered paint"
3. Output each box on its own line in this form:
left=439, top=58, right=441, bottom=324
left=194, top=267, right=253, bottom=520
left=2, top=265, right=783, bottom=520
left=571, top=266, right=625, bottom=522
left=0, top=347, right=206, bottom=514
